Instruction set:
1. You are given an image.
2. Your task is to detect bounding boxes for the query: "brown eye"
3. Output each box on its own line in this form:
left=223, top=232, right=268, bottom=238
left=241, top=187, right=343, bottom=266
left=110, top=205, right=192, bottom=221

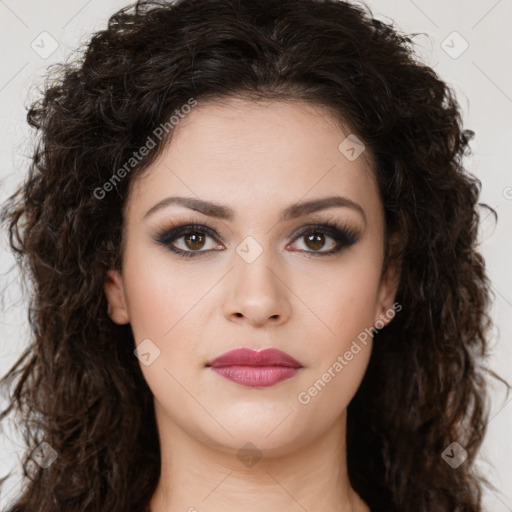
left=288, top=222, right=359, bottom=257
left=154, top=223, right=223, bottom=258
left=301, top=231, right=336, bottom=252
left=155, top=221, right=359, bottom=259
left=183, top=231, right=207, bottom=251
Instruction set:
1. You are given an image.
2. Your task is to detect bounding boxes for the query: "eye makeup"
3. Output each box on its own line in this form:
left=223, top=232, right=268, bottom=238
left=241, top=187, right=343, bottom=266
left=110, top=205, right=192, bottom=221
left=151, top=217, right=361, bottom=260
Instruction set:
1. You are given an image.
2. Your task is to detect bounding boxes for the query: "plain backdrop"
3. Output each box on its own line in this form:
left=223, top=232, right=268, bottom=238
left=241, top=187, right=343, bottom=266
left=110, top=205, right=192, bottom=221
left=0, top=0, right=511, bottom=510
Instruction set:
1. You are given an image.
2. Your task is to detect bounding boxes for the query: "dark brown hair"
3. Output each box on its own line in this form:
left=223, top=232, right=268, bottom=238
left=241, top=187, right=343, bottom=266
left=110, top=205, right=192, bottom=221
left=0, top=0, right=508, bottom=510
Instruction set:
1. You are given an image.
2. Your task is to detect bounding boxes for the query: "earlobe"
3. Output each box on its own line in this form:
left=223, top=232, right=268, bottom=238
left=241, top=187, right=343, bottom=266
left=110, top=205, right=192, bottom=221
left=104, top=269, right=130, bottom=324
left=374, top=261, right=401, bottom=327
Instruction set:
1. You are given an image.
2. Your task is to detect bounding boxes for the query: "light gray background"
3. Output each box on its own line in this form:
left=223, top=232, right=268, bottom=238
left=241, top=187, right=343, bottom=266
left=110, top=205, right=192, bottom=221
left=0, top=0, right=511, bottom=510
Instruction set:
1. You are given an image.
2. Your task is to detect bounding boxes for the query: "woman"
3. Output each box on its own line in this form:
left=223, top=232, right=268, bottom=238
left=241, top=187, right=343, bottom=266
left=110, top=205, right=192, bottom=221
left=0, top=0, right=507, bottom=510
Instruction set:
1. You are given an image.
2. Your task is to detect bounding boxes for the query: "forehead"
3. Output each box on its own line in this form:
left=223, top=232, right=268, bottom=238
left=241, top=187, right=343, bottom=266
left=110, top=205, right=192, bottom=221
left=127, top=97, right=380, bottom=224
left=168, top=96, right=374, bottom=175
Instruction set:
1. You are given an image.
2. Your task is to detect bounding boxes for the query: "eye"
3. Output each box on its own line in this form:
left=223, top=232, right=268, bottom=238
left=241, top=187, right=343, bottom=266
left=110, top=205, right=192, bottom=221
left=287, top=222, right=359, bottom=257
left=153, top=221, right=360, bottom=259
left=153, top=222, right=223, bottom=258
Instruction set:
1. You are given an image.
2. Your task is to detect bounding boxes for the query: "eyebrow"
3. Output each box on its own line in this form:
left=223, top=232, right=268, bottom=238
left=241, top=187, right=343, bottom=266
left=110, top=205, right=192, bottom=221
left=144, top=195, right=366, bottom=224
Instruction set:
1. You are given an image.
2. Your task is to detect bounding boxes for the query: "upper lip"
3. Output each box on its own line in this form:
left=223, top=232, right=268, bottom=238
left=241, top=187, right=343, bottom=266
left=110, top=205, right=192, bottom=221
left=206, top=348, right=303, bottom=368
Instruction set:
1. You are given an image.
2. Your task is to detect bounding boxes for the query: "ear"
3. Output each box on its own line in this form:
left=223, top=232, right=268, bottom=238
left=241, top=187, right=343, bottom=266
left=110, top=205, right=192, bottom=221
left=104, top=269, right=130, bottom=324
left=374, top=260, right=401, bottom=328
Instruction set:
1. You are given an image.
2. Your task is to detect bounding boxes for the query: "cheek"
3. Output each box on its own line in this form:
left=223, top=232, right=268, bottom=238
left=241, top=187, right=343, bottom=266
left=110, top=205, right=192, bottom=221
left=328, top=270, right=380, bottom=339
left=121, top=246, right=217, bottom=382
left=292, top=256, right=381, bottom=407
left=293, top=270, right=378, bottom=418
left=122, top=254, right=208, bottom=406
left=122, top=245, right=202, bottom=340
left=295, top=255, right=382, bottom=346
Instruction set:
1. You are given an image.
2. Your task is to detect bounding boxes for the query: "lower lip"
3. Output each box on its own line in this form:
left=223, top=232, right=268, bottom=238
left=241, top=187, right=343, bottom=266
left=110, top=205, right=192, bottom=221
left=210, top=365, right=301, bottom=388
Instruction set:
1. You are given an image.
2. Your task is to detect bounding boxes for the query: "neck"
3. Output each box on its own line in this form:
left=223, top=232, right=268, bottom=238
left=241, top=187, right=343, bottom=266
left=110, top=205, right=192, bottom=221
left=149, top=402, right=370, bottom=512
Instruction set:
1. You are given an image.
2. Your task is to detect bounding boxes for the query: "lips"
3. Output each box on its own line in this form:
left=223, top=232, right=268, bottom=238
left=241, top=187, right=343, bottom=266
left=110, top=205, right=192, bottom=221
left=206, top=347, right=303, bottom=369
left=206, top=348, right=303, bottom=388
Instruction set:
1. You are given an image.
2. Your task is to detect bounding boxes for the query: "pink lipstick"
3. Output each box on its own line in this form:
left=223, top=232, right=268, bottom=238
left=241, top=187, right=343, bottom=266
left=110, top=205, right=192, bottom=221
left=206, top=347, right=303, bottom=388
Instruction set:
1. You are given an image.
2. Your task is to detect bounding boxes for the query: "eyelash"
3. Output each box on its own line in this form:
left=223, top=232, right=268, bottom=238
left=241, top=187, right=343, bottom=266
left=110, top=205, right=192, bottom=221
left=153, top=220, right=360, bottom=259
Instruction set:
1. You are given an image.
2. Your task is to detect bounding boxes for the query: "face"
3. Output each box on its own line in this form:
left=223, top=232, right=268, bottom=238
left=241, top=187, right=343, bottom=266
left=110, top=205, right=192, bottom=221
left=105, top=97, right=399, bottom=457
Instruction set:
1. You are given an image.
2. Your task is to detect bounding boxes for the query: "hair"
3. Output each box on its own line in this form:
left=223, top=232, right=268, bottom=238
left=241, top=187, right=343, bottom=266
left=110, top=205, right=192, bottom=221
left=0, top=0, right=509, bottom=510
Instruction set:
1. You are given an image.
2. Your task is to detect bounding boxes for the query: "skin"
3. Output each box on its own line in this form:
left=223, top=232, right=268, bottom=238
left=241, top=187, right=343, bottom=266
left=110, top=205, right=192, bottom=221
left=104, top=97, right=400, bottom=512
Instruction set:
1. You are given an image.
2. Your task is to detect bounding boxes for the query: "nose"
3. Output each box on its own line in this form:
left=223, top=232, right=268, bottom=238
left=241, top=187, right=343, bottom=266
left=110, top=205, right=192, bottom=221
left=222, top=249, right=292, bottom=328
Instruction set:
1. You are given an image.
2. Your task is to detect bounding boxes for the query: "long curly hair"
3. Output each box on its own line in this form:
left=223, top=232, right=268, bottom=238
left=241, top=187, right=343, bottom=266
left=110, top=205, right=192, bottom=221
left=0, top=0, right=508, bottom=510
